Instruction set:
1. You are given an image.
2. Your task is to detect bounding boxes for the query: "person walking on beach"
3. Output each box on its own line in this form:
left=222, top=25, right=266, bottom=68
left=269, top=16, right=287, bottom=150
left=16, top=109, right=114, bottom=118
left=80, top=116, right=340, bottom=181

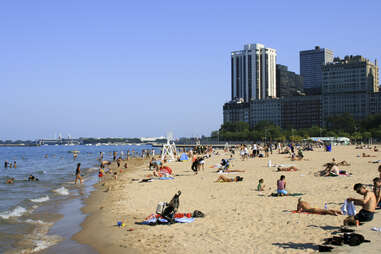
left=75, top=163, right=83, bottom=184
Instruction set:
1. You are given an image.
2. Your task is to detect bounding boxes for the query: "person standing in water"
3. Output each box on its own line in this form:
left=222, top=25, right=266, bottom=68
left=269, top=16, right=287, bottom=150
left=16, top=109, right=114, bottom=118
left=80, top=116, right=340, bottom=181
left=13, top=161, right=16, bottom=168
left=75, top=163, right=83, bottom=184
left=4, top=160, right=8, bottom=168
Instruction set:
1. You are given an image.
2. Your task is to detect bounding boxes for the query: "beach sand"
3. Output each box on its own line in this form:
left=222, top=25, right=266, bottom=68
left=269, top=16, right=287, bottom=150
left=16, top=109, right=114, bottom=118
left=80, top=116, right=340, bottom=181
left=73, top=145, right=381, bottom=253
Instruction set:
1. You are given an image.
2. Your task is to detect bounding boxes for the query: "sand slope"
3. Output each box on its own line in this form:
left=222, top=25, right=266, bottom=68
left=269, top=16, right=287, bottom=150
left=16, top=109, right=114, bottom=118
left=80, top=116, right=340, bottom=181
left=74, top=146, right=381, bottom=254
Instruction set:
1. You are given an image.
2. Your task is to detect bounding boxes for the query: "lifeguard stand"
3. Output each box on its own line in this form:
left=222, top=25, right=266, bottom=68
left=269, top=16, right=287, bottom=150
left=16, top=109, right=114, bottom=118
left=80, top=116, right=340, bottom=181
left=161, top=132, right=177, bottom=161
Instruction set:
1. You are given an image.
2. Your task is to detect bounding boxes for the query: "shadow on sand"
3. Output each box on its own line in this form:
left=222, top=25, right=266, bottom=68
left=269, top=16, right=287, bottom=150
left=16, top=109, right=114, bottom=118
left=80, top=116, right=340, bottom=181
left=272, top=242, right=319, bottom=251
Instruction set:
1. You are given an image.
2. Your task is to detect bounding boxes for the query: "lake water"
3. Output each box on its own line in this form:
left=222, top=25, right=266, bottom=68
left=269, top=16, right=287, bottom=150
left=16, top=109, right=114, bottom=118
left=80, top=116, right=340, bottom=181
left=0, top=144, right=156, bottom=253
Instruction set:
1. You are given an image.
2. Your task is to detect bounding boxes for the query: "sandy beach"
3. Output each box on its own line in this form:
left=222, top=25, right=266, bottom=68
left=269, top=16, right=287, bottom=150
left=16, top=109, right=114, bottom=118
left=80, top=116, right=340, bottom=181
left=73, top=145, right=381, bottom=254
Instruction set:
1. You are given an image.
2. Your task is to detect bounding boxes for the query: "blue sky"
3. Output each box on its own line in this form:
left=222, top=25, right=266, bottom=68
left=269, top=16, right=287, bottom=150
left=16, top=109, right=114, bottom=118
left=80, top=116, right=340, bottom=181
left=0, top=0, right=380, bottom=140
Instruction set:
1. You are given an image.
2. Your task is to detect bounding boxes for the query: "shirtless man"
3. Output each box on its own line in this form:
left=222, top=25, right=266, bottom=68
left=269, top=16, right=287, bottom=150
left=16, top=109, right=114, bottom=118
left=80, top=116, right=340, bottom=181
left=347, top=183, right=376, bottom=223
left=297, top=198, right=342, bottom=216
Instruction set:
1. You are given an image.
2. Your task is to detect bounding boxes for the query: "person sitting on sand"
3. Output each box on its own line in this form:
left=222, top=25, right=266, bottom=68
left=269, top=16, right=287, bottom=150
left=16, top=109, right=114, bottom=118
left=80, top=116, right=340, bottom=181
left=257, top=179, right=265, bottom=191
left=277, top=175, right=287, bottom=196
left=277, top=166, right=299, bottom=172
left=297, top=198, right=342, bottom=216
left=362, top=152, right=376, bottom=158
left=346, top=183, right=376, bottom=225
left=373, top=177, right=381, bottom=208
left=215, top=175, right=243, bottom=182
left=374, top=146, right=379, bottom=152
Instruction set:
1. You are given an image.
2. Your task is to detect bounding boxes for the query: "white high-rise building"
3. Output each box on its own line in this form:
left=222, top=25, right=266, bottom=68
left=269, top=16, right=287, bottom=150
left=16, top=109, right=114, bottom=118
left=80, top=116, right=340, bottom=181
left=231, top=43, right=277, bottom=101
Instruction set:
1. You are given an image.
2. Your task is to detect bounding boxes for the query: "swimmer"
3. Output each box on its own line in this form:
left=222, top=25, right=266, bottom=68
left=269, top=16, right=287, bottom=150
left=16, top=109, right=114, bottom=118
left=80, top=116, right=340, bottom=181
left=28, top=175, right=39, bottom=181
left=6, top=178, right=15, bottom=184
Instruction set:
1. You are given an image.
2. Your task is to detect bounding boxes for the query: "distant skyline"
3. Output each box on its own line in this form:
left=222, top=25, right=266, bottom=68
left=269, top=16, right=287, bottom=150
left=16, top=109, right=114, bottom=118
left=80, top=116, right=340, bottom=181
left=1, top=0, right=380, bottom=140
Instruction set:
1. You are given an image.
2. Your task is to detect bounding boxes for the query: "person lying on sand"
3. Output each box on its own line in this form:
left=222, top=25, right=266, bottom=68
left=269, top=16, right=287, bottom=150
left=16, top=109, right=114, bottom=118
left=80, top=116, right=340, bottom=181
left=215, top=175, right=243, bottom=182
left=277, top=166, right=299, bottom=172
left=218, top=169, right=246, bottom=173
left=362, top=153, right=376, bottom=158
left=297, top=198, right=342, bottom=216
left=368, top=160, right=381, bottom=164
left=330, top=158, right=351, bottom=166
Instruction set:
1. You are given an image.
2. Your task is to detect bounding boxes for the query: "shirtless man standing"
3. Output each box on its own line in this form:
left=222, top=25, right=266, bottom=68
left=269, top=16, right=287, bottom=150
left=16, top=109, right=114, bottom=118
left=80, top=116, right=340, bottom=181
left=297, top=198, right=342, bottom=216
left=347, top=183, right=376, bottom=223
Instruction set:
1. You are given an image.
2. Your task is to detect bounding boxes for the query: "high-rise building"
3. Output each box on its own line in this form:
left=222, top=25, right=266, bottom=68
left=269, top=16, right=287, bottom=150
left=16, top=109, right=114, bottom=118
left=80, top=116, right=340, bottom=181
left=231, top=43, right=277, bottom=102
left=322, top=55, right=379, bottom=124
left=276, top=64, right=304, bottom=97
left=300, top=46, right=334, bottom=94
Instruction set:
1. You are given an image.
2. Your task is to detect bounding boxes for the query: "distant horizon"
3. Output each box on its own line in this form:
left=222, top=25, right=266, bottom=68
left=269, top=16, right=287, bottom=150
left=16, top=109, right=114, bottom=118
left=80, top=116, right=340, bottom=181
left=1, top=1, right=380, bottom=140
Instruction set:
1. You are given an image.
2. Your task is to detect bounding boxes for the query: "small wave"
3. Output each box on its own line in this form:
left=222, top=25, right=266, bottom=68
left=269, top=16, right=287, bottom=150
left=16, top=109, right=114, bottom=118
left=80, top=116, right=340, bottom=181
left=30, top=196, right=50, bottom=203
left=53, top=187, right=69, bottom=196
left=0, top=206, right=27, bottom=219
left=36, top=170, right=47, bottom=174
left=25, top=219, right=51, bottom=225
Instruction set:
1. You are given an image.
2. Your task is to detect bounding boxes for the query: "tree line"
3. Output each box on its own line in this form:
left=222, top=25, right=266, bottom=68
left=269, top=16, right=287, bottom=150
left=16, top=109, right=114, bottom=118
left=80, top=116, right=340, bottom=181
left=211, top=113, right=381, bottom=142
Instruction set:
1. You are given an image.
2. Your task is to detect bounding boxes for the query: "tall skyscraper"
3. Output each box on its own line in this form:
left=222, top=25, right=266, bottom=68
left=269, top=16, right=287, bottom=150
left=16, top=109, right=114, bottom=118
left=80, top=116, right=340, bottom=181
left=231, top=43, right=277, bottom=101
left=300, top=46, right=334, bottom=94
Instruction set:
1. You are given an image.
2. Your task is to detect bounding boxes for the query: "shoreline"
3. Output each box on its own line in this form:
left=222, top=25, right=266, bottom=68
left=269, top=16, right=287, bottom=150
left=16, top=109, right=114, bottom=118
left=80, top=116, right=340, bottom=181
left=73, top=158, right=148, bottom=254
left=73, top=146, right=381, bottom=253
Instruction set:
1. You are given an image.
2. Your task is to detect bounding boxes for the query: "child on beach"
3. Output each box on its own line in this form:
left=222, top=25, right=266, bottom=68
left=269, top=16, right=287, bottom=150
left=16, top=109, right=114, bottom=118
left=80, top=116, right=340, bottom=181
left=277, top=175, right=287, bottom=196
left=98, top=168, right=104, bottom=183
left=257, top=179, right=265, bottom=191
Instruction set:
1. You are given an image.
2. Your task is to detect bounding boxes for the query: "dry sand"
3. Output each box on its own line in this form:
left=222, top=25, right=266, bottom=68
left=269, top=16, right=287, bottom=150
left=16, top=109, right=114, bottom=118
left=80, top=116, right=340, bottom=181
left=73, top=145, right=381, bottom=254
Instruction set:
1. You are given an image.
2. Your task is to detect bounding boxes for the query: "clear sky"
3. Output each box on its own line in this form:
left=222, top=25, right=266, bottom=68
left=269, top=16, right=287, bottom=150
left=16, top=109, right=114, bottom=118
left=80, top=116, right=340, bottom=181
left=1, top=0, right=380, bottom=140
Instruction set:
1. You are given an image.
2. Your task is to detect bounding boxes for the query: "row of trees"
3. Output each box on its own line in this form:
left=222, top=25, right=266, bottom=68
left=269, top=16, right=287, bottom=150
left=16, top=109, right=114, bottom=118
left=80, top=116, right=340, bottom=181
left=211, top=113, right=381, bottom=142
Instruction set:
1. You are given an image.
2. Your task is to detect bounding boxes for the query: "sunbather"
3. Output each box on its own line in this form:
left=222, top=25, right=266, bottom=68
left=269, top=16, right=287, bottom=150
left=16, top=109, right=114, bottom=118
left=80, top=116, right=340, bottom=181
left=297, top=198, right=342, bottom=215
left=215, top=175, right=243, bottom=182
left=362, top=153, right=376, bottom=158
left=277, top=166, right=299, bottom=172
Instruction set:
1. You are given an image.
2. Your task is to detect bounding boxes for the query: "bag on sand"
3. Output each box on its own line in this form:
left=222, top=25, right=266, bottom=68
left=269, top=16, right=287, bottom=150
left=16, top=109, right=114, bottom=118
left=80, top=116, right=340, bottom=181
left=343, top=233, right=370, bottom=246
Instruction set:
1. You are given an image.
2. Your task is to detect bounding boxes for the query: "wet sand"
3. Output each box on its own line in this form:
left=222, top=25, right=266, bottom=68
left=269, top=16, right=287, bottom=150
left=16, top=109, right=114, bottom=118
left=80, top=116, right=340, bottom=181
left=74, top=146, right=381, bottom=253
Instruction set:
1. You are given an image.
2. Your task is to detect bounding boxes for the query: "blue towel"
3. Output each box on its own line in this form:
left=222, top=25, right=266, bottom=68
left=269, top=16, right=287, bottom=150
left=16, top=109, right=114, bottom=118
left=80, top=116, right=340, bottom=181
left=159, top=177, right=174, bottom=180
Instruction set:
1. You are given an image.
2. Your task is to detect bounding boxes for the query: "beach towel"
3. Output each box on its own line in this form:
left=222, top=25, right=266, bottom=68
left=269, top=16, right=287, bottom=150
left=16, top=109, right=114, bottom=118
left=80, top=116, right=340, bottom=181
left=136, top=213, right=195, bottom=226
left=159, top=176, right=174, bottom=180
left=341, top=200, right=356, bottom=216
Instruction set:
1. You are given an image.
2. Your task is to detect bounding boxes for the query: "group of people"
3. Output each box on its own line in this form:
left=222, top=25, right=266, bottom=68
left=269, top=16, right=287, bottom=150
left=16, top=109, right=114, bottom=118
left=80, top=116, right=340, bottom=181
left=4, top=160, right=16, bottom=168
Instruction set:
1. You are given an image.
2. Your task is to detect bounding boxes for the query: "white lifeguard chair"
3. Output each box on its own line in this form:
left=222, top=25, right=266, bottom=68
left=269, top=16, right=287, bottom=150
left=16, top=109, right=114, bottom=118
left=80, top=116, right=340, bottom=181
left=161, top=132, right=177, bottom=162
